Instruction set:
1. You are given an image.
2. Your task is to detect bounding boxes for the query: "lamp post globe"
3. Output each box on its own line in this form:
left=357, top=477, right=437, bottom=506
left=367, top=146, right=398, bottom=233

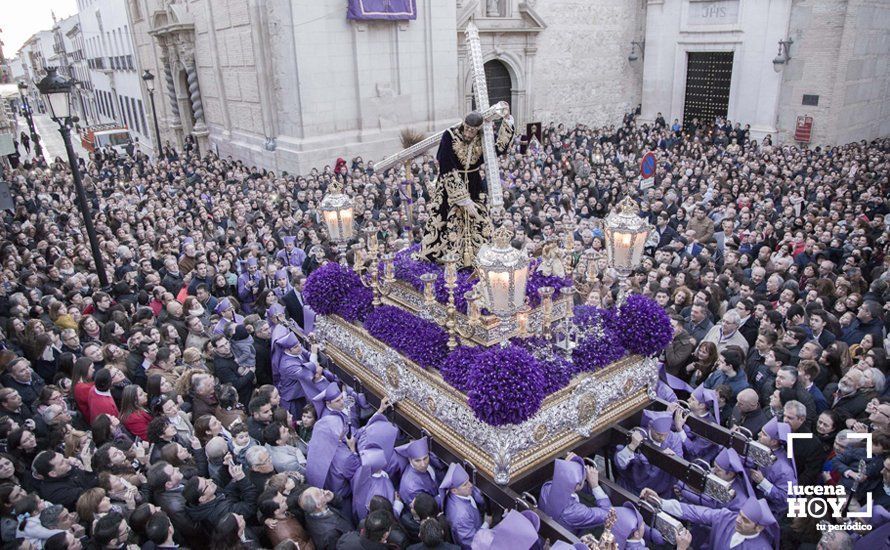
left=36, top=67, right=73, bottom=122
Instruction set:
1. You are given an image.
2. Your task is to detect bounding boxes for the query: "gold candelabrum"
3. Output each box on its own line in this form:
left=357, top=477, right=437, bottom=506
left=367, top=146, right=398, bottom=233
left=418, top=258, right=482, bottom=351
left=353, top=228, right=396, bottom=307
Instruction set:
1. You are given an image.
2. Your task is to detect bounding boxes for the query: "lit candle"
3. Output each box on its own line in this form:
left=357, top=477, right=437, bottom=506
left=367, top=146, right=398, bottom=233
left=517, top=306, right=530, bottom=337
left=490, top=272, right=510, bottom=311
left=383, top=254, right=395, bottom=282
left=616, top=231, right=632, bottom=248
left=352, top=245, right=364, bottom=271
left=324, top=211, right=340, bottom=240
left=340, top=208, right=354, bottom=239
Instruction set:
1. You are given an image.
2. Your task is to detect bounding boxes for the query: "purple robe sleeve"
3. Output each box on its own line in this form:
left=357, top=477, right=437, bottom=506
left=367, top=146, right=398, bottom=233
left=446, top=496, right=483, bottom=550
left=760, top=458, right=796, bottom=512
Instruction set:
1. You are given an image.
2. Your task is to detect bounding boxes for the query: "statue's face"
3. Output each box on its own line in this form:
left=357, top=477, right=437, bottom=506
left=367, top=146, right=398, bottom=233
left=463, top=125, right=479, bottom=141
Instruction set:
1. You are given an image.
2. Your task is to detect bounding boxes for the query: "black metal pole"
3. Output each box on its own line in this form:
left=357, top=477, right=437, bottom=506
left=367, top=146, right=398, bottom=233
left=148, top=89, right=162, bottom=157
left=59, top=123, right=108, bottom=288
left=19, top=91, right=44, bottom=161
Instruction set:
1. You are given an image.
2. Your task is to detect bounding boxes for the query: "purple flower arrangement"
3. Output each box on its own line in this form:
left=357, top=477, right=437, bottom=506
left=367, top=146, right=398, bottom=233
left=439, top=345, right=484, bottom=392
left=613, top=294, right=673, bottom=356
left=509, top=336, right=576, bottom=393
left=338, top=285, right=374, bottom=323
left=573, top=305, right=614, bottom=332
left=308, top=248, right=670, bottom=426
left=526, top=259, right=573, bottom=308
left=363, top=305, right=450, bottom=369
left=303, top=262, right=370, bottom=319
left=572, top=308, right=626, bottom=372
left=467, top=346, right=546, bottom=426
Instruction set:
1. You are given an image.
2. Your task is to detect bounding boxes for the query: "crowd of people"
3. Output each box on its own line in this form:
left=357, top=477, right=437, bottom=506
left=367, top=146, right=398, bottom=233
left=0, top=105, right=887, bottom=550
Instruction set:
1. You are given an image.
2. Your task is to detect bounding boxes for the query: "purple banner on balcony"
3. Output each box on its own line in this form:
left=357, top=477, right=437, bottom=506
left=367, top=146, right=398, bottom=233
left=347, top=0, right=417, bottom=21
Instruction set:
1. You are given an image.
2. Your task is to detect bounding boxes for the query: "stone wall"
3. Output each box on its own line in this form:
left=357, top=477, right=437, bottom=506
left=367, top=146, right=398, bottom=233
left=530, top=0, right=645, bottom=127
left=778, top=0, right=890, bottom=145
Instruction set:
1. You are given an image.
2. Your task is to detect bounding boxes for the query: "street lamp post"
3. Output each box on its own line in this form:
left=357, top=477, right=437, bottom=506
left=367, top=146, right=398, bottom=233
left=141, top=70, right=163, bottom=156
left=37, top=68, right=109, bottom=288
left=17, top=81, right=44, bottom=161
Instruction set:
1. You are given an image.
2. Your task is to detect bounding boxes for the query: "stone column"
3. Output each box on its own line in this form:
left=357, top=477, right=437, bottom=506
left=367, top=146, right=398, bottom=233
left=161, top=49, right=184, bottom=148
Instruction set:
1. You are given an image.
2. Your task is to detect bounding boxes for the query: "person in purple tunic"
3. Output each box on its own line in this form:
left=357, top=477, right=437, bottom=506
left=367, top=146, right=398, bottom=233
left=747, top=417, right=797, bottom=514
left=657, top=363, right=693, bottom=403
left=276, top=235, right=307, bottom=269
left=311, top=382, right=365, bottom=431
left=266, top=304, right=290, bottom=380
left=271, top=331, right=316, bottom=417
left=675, top=447, right=754, bottom=511
left=471, top=509, right=540, bottom=550
left=306, top=403, right=361, bottom=504
left=610, top=501, right=668, bottom=549
left=439, top=462, right=489, bottom=549
left=644, top=490, right=779, bottom=550
left=351, top=446, right=401, bottom=522
left=614, top=410, right=685, bottom=498
left=539, top=454, right=612, bottom=536
left=356, top=409, right=400, bottom=479
left=212, top=297, right=244, bottom=335
left=674, top=384, right=721, bottom=463
left=272, top=268, right=293, bottom=299
left=237, top=257, right=264, bottom=313
left=395, top=436, right=441, bottom=505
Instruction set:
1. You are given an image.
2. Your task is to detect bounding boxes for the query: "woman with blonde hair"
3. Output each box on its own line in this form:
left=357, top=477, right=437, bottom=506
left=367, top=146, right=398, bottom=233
left=63, top=430, right=90, bottom=458
left=76, top=487, right=112, bottom=535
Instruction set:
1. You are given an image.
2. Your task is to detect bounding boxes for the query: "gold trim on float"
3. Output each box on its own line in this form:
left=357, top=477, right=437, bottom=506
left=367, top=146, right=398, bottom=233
left=322, top=316, right=651, bottom=484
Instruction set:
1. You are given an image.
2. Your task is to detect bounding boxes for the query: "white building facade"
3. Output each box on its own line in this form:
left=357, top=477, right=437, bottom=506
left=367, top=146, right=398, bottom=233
left=120, top=0, right=886, bottom=174
left=640, top=0, right=890, bottom=145
left=78, top=0, right=154, bottom=150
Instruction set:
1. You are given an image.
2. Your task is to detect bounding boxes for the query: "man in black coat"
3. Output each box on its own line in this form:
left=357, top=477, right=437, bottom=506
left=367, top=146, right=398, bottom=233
left=252, top=321, right=273, bottom=387
left=33, top=451, right=99, bottom=511
left=183, top=462, right=258, bottom=538
left=211, top=334, right=255, bottom=406
left=0, top=358, right=46, bottom=408
left=728, top=388, right=768, bottom=435
left=337, top=509, right=392, bottom=550
left=146, top=461, right=201, bottom=546
left=300, top=486, right=355, bottom=550
left=783, top=401, right=826, bottom=486
left=832, top=369, right=871, bottom=424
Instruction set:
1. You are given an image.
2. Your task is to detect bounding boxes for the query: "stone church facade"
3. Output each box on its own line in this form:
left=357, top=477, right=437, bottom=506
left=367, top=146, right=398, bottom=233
left=126, top=0, right=888, bottom=174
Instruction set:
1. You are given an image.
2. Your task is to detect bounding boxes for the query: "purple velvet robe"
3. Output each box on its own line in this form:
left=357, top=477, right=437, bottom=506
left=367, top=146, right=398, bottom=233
left=277, top=247, right=307, bottom=268
left=675, top=502, right=773, bottom=550
left=755, top=453, right=797, bottom=514
left=539, top=481, right=612, bottom=536
left=676, top=474, right=752, bottom=511
left=306, top=414, right=361, bottom=499
left=615, top=432, right=685, bottom=498
left=399, top=464, right=440, bottom=505
left=681, top=413, right=720, bottom=463
left=275, top=351, right=311, bottom=417
left=351, top=470, right=396, bottom=522
left=269, top=324, right=293, bottom=385
left=237, top=271, right=263, bottom=313
left=212, top=314, right=244, bottom=335
left=444, top=489, right=485, bottom=550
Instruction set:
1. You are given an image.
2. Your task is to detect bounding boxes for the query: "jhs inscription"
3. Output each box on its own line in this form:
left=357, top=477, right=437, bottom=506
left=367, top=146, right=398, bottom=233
left=687, top=0, right=739, bottom=25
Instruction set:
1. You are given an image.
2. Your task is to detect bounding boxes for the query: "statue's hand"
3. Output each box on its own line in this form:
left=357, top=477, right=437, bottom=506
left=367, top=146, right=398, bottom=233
left=464, top=201, right=481, bottom=219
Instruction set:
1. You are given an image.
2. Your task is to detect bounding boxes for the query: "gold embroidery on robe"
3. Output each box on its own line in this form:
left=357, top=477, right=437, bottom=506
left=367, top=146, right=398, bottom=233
left=449, top=128, right=483, bottom=167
